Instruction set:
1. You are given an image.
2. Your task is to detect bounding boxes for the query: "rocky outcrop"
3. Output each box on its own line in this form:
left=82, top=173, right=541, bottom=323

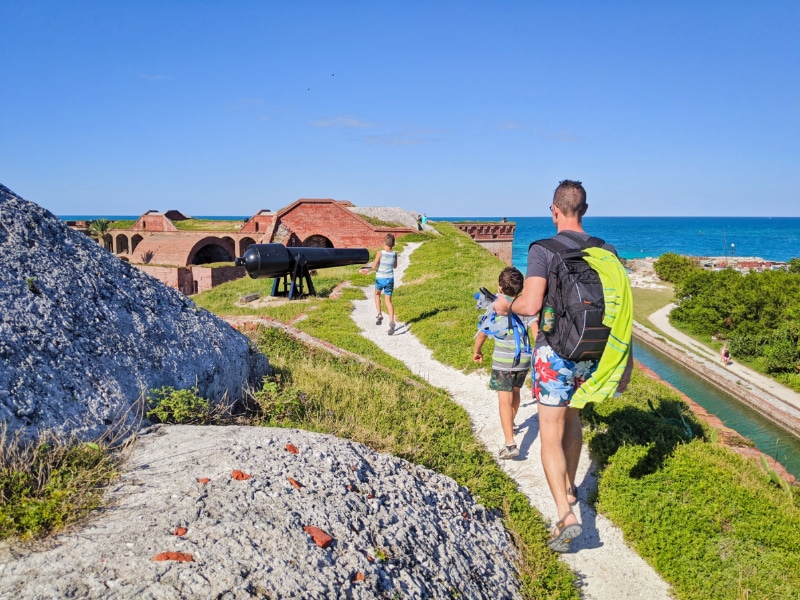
left=0, top=184, right=271, bottom=441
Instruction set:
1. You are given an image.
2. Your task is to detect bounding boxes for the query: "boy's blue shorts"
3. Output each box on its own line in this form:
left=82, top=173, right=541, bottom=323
left=375, top=278, right=394, bottom=296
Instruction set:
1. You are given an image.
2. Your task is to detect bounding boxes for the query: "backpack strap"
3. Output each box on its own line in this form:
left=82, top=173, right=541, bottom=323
left=529, top=232, right=605, bottom=254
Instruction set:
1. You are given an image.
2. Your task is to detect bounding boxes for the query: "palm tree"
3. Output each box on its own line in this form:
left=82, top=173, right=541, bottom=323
left=88, top=218, right=112, bottom=251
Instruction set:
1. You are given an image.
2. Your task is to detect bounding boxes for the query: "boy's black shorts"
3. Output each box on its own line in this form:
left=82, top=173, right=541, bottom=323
left=489, top=369, right=528, bottom=392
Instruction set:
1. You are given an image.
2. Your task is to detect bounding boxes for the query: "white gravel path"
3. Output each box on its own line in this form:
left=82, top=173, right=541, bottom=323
left=352, top=242, right=673, bottom=600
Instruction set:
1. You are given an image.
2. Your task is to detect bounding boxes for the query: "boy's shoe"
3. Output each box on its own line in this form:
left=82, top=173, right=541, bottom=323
left=376, top=314, right=383, bottom=325
left=513, top=422, right=521, bottom=435
left=498, top=443, right=519, bottom=460
left=388, top=321, right=395, bottom=335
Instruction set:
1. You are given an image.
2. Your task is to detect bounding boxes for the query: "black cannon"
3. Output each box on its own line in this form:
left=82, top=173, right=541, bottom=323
left=235, top=243, right=369, bottom=299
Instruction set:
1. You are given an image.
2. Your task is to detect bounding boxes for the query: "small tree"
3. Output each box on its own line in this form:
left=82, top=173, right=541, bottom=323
left=788, top=258, right=800, bottom=274
left=88, top=219, right=112, bottom=250
left=653, top=252, right=697, bottom=285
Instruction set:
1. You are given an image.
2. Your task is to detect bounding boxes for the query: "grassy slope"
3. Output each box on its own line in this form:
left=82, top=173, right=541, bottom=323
left=194, top=224, right=800, bottom=600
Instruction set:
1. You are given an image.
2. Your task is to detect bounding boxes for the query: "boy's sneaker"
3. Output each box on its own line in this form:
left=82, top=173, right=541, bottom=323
left=499, top=443, right=519, bottom=460
left=387, top=321, right=395, bottom=335
left=376, top=314, right=383, bottom=325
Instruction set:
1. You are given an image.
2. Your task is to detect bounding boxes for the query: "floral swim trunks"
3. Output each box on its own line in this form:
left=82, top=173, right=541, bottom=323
left=532, top=345, right=598, bottom=407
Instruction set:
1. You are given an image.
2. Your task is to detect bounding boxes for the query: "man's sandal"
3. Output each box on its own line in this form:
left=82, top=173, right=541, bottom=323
left=376, top=314, right=383, bottom=325
left=547, top=512, right=582, bottom=553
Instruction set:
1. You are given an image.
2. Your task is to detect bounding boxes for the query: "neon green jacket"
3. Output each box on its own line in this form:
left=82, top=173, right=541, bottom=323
left=570, top=247, right=633, bottom=408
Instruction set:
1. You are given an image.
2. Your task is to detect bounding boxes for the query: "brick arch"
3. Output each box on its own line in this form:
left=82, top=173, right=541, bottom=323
left=131, top=234, right=144, bottom=253
left=239, top=237, right=257, bottom=256
left=302, top=234, right=334, bottom=248
left=187, top=236, right=235, bottom=265
left=115, top=234, right=130, bottom=254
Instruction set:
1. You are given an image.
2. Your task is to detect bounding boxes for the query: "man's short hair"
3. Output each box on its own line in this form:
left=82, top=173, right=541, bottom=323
left=553, top=180, right=587, bottom=216
left=498, top=266, right=525, bottom=297
left=384, top=233, right=396, bottom=248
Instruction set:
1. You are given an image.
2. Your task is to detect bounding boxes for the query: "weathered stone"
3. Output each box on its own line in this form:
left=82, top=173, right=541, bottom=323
left=0, top=184, right=272, bottom=442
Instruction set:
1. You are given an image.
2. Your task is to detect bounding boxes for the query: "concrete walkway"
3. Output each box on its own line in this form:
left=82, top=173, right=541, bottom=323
left=646, top=305, right=800, bottom=427
left=351, top=243, right=672, bottom=600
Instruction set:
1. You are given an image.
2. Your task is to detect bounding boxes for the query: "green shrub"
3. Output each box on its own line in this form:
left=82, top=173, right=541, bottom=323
left=145, top=386, right=210, bottom=424
left=0, top=433, right=118, bottom=540
left=653, top=252, right=697, bottom=285
left=252, top=375, right=315, bottom=424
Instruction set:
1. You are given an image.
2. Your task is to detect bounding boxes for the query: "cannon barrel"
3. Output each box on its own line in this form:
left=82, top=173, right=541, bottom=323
left=235, top=243, right=369, bottom=279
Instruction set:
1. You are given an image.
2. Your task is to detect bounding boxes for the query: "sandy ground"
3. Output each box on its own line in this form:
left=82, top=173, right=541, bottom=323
left=353, top=243, right=672, bottom=600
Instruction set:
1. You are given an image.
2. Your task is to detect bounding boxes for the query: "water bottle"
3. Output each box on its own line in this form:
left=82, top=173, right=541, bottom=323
left=542, top=306, right=555, bottom=333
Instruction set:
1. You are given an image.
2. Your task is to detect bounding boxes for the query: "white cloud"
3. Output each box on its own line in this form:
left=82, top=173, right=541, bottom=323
left=362, top=128, right=444, bottom=146
left=311, top=117, right=372, bottom=128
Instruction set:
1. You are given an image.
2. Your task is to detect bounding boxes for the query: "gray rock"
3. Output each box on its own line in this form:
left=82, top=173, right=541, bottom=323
left=0, top=184, right=271, bottom=441
left=0, top=426, right=523, bottom=599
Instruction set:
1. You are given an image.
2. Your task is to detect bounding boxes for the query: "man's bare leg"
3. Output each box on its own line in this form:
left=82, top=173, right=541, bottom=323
left=563, top=407, right=582, bottom=504
left=538, top=404, right=580, bottom=526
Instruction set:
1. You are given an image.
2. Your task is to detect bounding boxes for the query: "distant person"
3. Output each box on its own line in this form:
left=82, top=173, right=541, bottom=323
left=421, top=213, right=428, bottom=226
left=473, top=267, right=538, bottom=460
left=370, top=234, right=398, bottom=335
left=417, top=214, right=423, bottom=231
left=493, top=179, right=633, bottom=553
left=721, top=344, right=732, bottom=366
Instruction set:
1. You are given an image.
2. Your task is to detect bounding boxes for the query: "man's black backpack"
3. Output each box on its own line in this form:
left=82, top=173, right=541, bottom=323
left=531, top=231, right=611, bottom=362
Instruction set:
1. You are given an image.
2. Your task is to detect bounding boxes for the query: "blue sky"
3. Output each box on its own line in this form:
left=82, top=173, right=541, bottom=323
left=1, top=1, right=798, bottom=217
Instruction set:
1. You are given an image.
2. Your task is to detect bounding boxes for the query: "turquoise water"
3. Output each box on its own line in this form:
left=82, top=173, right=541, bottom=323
left=440, top=215, right=800, bottom=476
left=635, top=341, right=800, bottom=479
left=438, top=216, right=800, bottom=270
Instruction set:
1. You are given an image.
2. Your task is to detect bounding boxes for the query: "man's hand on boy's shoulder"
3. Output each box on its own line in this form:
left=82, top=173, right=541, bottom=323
left=493, top=295, right=511, bottom=316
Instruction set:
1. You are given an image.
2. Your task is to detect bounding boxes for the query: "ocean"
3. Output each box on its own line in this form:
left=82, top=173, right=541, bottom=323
left=60, top=214, right=800, bottom=270
left=437, top=216, right=800, bottom=273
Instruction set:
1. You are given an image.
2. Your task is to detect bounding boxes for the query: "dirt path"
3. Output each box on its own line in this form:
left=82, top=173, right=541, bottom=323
left=351, top=243, right=672, bottom=600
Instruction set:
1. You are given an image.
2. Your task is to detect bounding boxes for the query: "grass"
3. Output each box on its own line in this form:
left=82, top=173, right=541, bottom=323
left=251, top=326, right=578, bottom=598
left=233, top=223, right=800, bottom=599
left=172, top=219, right=245, bottom=231
left=0, top=429, right=121, bottom=540
left=6, top=223, right=800, bottom=599
left=631, top=285, right=675, bottom=329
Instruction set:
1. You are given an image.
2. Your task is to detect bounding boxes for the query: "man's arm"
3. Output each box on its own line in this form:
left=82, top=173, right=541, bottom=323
left=494, top=276, right=546, bottom=317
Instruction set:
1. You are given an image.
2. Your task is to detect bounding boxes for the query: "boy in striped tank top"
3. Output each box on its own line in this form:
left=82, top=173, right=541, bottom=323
left=371, top=234, right=398, bottom=335
left=473, top=267, right=538, bottom=459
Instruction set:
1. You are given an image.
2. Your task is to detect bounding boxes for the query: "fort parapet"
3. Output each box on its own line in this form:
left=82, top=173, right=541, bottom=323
left=452, top=221, right=515, bottom=265
left=75, top=199, right=418, bottom=295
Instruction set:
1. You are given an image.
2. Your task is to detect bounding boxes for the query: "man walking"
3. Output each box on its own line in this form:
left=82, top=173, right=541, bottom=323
left=493, top=180, right=632, bottom=552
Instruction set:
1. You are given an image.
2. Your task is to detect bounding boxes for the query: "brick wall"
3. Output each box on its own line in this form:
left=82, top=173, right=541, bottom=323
left=192, top=265, right=246, bottom=293
left=137, top=265, right=194, bottom=295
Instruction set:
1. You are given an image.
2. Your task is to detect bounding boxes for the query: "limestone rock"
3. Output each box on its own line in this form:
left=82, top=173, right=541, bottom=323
left=0, top=184, right=271, bottom=441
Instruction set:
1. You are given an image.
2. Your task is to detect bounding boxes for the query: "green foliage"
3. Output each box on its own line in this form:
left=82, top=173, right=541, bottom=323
left=88, top=218, right=111, bottom=242
left=145, top=386, right=210, bottom=424
left=357, top=214, right=404, bottom=228
left=597, top=442, right=800, bottom=599
left=670, top=266, right=800, bottom=374
left=173, top=219, right=244, bottom=231
left=25, top=276, right=41, bottom=295
left=582, top=370, right=706, bottom=475
left=253, top=326, right=579, bottom=598
left=252, top=375, right=315, bottom=424
left=653, top=252, right=697, bottom=284
left=109, top=219, right=136, bottom=229
left=788, top=258, right=800, bottom=274
left=0, top=434, right=118, bottom=540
